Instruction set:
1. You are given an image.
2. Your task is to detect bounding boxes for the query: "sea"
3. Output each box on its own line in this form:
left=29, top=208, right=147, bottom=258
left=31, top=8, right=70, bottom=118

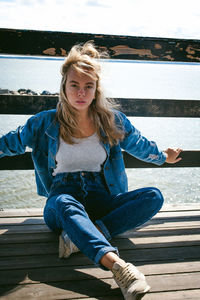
left=0, top=56, right=200, bottom=208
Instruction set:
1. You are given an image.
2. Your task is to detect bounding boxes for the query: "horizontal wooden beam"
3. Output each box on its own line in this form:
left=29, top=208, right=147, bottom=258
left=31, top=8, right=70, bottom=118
left=1, top=95, right=200, bottom=117
left=0, top=151, right=199, bottom=170
left=123, top=150, right=200, bottom=168
left=0, top=28, right=200, bottom=62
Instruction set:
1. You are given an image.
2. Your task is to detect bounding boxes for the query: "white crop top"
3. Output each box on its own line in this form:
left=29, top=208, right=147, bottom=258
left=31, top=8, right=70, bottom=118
left=53, top=133, right=107, bottom=175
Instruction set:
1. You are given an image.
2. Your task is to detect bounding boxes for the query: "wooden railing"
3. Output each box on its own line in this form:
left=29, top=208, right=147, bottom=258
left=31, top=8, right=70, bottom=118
left=0, top=28, right=200, bottom=170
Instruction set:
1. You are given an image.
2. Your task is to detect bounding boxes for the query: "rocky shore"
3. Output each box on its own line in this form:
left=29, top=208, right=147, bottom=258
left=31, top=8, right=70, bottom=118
left=0, top=88, right=59, bottom=96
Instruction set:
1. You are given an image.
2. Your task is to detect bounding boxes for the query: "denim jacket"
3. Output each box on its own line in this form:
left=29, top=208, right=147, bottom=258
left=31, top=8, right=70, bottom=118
left=0, top=109, right=166, bottom=197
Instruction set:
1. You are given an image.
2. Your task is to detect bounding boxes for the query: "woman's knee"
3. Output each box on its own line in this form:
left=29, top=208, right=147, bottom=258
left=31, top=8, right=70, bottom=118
left=149, top=187, right=164, bottom=211
left=55, top=194, right=85, bottom=216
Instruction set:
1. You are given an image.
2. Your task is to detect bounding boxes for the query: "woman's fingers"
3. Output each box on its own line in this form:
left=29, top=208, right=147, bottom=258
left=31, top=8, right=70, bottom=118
left=164, top=148, right=183, bottom=164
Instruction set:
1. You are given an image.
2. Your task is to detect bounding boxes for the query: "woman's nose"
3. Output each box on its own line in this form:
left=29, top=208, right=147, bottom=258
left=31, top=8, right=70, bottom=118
left=78, top=88, right=85, bottom=97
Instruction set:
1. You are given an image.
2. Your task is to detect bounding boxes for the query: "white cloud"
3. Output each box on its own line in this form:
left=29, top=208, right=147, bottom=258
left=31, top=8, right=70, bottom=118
left=0, top=0, right=200, bottom=39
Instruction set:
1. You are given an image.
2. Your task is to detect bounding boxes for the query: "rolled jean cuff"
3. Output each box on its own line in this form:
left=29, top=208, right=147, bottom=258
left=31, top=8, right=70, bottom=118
left=95, top=220, right=111, bottom=241
left=94, top=246, right=119, bottom=270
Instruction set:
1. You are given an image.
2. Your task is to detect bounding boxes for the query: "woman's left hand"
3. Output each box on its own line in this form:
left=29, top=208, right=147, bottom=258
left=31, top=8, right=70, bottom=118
left=164, top=148, right=182, bottom=164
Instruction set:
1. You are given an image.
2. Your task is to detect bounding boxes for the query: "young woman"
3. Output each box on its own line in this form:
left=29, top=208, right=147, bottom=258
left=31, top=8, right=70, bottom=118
left=0, top=42, right=182, bottom=300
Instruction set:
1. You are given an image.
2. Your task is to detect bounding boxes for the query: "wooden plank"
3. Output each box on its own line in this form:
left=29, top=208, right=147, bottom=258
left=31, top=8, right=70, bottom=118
left=0, top=205, right=200, bottom=218
left=1, top=95, right=200, bottom=117
left=1, top=218, right=200, bottom=236
left=0, top=217, right=44, bottom=225
left=85, top=291, right=200, bottom=300
left=2, top=227, right=198, bottom=239
left=1, top=235, right=200, bottom=257
left=112, top=235, right=200, bottom=250
left=0, top=28, right=200, bottom=62
left=1, top=222, right=200, bottom=237
left=0, top=209, right=43, bottom=218
left=0, top=150, right=199, bottom=170
left=0, top=245, right=200, bottom=270
left=161, top=203, right=200, bottom=212
left=0, top=273, right=199, bottom=299
left=115, top=98, right=200, bottom=118
left=144, top=290, right=200, bottom=300
left=0, top=94, right=57, bottom=115
left=1, top=208, right=200, bottom=224
left=0, top=261, right=200, bottom=286
left=81, top=290, right=200, bottom=300
left=0, top=224, right=49, bottom=234
left=1, top=219, right=200, bottom=232
left=123, top=150, right=200, bottom=168
left=0, top=212, right=199, bottom=298
left=0, top=232, right=57, bottom=244
left=1, top=226, right=200, bottom=244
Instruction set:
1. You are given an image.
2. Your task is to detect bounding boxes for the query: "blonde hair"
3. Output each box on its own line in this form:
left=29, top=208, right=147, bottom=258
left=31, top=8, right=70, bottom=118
left=56, top=41, right=125, bottom=146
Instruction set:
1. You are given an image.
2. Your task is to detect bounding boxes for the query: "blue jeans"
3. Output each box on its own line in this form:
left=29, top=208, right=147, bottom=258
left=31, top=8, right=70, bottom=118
left=43, top=171, right=164, bottom=268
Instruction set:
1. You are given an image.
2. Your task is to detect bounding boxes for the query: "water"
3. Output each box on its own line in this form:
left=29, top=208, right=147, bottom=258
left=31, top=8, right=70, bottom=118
left=0, top=56, right=200, bottom=208
left=1, top=56, right=200, bottom=100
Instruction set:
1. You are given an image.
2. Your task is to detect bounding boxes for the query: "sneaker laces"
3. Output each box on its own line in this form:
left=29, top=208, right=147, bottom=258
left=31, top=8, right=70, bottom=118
left=113, top=263, right=141, bottom=289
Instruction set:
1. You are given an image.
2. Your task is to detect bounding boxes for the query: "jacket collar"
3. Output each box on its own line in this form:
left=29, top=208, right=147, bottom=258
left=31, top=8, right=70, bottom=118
left=45, top=118, right=60, bottom=140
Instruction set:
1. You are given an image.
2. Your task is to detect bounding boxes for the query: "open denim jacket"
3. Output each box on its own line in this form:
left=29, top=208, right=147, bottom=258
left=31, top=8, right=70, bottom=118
left=0, top=109, right=166, bottom=197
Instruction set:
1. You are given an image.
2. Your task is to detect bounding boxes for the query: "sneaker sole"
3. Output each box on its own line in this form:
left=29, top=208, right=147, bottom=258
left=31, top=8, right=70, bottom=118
left=135, top=285, right=151, bottom=300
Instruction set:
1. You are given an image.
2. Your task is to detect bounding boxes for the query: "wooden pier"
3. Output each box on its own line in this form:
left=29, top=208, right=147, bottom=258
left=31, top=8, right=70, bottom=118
left=0, top=28, right=200, bottom=299
left=0, top=204, right=200, bottom=299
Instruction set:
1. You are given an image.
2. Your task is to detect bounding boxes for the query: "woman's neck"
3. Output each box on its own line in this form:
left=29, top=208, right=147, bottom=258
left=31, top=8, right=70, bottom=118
left=76, top=110, right=96, bottom=138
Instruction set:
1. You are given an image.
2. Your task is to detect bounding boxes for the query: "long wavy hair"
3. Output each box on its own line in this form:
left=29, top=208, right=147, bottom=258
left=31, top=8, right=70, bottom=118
left=56, top=41, right=125, bottom=146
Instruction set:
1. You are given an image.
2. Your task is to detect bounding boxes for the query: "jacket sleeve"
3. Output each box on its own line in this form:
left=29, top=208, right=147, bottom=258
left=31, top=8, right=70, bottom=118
left=0, top=115, right=38, bottom=158
left=119, top=113, right=166, bottom=165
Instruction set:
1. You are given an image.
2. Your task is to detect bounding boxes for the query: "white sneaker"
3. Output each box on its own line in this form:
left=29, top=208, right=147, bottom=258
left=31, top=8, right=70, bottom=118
left=59, top=230, right=80, bottom=258
left=112, top=261, right=150, bottom=300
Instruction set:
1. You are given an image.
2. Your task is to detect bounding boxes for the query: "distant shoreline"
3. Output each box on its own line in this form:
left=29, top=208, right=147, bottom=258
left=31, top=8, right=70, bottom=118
left=0, top=88, right=58, bottom=96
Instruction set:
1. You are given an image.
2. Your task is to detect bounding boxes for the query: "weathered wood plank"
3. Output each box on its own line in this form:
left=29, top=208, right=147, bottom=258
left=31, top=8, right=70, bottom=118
left=0, top=224, right=49, bottom=234
left=112, top=235, right=200, bottom=249
left=123, top=150, right=200, bottom=168
left=1, top=95, right=200, bottom=117
left=0, top=150, right=199, bottom=170
left=121, top=227, right=200, bottom=238
left=0, top=272, right=200, bottom=299
left=0, top=261, right=200, bottom=286
left=160, top=203, right=200, bottom=212
left=1, top=217, right=200, bottom=236
left=1, top=235, right=200, bottom=257
left=1, top=209, right=200, bottom=224
left=0, top=28, right=200, bottom=62
left=1, top=220, right=200, bottom=232
left=0, top=232, right=56, bottom=244
left=0, top=245, right=200, bottom=270
left=0, top=205, right=200, bottom=218
left=79, top=290, right=200, bottom=300
left=0, top=217, right=44, bottom=225
left=0, top=208, right=199, bottom=299
left=0, top=209, right=43, bottom=218
left=144, top=290, right=200, bottom=300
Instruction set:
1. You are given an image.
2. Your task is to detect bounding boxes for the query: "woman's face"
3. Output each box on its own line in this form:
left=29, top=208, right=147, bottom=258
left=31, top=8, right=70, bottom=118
left=65, top=67, right=97, bottom=114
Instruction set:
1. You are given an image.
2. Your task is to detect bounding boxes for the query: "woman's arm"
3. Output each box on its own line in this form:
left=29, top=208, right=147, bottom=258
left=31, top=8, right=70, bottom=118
left=118, top=112, right=182, bottom=166
left=0, top=115, right=38, bottom=158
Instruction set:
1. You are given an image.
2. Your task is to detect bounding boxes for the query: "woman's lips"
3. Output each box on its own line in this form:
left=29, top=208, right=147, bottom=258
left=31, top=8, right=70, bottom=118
left=76, top=100, right=86, bottom=104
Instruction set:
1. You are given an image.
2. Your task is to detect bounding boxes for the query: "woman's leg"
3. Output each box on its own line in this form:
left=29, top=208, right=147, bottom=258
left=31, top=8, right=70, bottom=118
left=95, top=187, right=164, bottom=240
left=44, top=189, right=151, bottom=299
left=43, top=192, right=118, bottom=267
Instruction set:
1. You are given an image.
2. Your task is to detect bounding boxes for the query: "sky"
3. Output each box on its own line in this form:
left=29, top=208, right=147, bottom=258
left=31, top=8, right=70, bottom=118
left=0, top=0, right=200, bottom=39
